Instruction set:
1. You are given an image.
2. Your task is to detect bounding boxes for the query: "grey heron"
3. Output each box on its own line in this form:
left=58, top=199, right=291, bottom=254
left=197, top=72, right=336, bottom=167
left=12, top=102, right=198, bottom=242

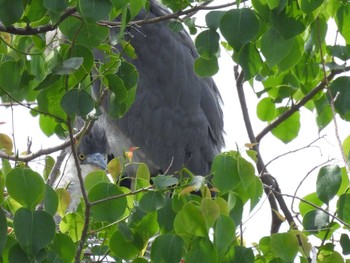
left=93, top=0, right=225, bottom=177
left=56, top=0, right=224, bottom=211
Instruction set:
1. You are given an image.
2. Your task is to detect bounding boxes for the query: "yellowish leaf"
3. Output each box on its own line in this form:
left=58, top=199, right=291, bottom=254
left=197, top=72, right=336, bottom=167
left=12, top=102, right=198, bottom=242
left=56, top=188, right=71, bottom=217
left=0, top=133, right=13, bottom=154
left=107, top=158, right=123, bottom=183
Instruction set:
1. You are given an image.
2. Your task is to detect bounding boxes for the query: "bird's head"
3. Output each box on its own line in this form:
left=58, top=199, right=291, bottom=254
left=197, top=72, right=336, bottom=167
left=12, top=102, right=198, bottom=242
left=76, top=121, right=111, bottom=171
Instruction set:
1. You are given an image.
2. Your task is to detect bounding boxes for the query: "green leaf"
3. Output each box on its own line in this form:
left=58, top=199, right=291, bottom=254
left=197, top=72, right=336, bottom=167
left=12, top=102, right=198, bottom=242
left=43, top=0, right=67, bottom=12
left=252, top=0, right=271, bottom=22
left=34, top=73, right=61, bottom=91
left=158, top=199, right=176, bottom=233
left=110, top=229, right=142, bottom=260
left=214, top=215, right=235, bottom=258
left=185, top=237, right=218, bottom=263
left=303, top=209, right=329, bottom=231
left=337, top=193, right=350, bottom=225
left=118, top=61, right=139, bottom=89
left=237, top=156, right=256, bottom=191
left=0, top=208, right=7, bottom=256
left=195, top=30, right=220, bottom=59
left=135, top=163, right=151, bottom=190
left=314, top=94, right=333, bottom=131
left=277, top=37, right=303, bottom=71
left=232, top=246, right=254, bottom=263
left=247, top=176, right=263, bottom=211
left=266, top=0, right=280, bottom=9
left=337, top=167, right=349, bottom=196
left=220, top=9, right=260, bottom=52
left=201, top=199, right=220, bottom=229
left=316, top=165, right=342, bottom=204
left=52, top=57, right=84, bottom=75
left=88, top=183, right=127, bottom=223
left=108, top=61, right=139, bottom=118
left=59, top=212, right=84, bottom=242
left=43, top=156, right=55, bottom=181
left=336, top=4, right=350, bottom=44
left=0, top=60, right=22, bottom=92
left=78, top=0, right=112, bottom=21
left=61, top=89, right=94, bottom=116
left=174, top=202, right=208, bottom=237
left=329, top=76, right=350, bottom=121
left=228, top=194, right=244, bottom=226
left=194, top=56, right=219, bottom=77
left=139, top=191, right=166, bottom=212
left=237, top=43, right=264, bottom=81
left=6, top=168, right=45, bottom=210
left=206, top=11, right=225, bottom=30
left=50, top=233, right=75, bottom=263
left=129, top=0, right=146, bottom=18
left=59, top=17, right=109, bottom=49
left=39, top=116, right=54, bottom=137
left=152, top=175, right=178, bottom=190
left=257, top=97, right=276, bottom=121
left=327, top=45, right=350, bottom=61
left=261, top=29, right=295, bottom=68
left=211, top=153, right=239, bottom=194
left=151, top=234, right=184, bottom=263
left=270, top=10, right=306, bottom=39
left=37, top=81, right=66, bottom=120
left=0, top=0, right=23, bottom=26
left=23, top=9, right=46, bottom=26
left=299, top=192, right=323, bottom=217
left=44, top=185, right=58, bottom=216
left=271, top=107, right=300, bottom=143
left=340, top=234, right=350, bottom=255
left=270, top=232, right=298, bottom=262
left=13, top=208, right=55, bottom=256
left=8, top=244, right=30, bottom=263
left=106, top=74, right=128, bottom=103
left=84, top=170, right=111, bottom=193
left=168, top=20, right=184, bottom=32
left=298, top=0, right=324, bottom=13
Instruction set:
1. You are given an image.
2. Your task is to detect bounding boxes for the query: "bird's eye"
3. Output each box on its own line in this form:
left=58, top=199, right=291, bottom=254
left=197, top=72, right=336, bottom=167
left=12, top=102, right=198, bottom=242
left=78, top=153, right=86, bottom=161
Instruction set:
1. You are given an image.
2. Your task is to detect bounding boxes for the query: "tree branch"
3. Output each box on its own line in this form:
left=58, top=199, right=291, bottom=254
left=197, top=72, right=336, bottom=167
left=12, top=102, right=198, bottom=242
left=235, top=66, right=297, bottom=233
left=0, top=119, right=94, bottom=162
left=0, top=8, right=77, bottom=35
left=256, top=67, right=350, bottom=142
left=0, top=2, right=237, bottom=35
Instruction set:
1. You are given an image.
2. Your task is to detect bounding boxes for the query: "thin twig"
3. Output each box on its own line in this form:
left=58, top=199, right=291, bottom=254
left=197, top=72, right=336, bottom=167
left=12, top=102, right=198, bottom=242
left=235, top=66, right=294, bottom=233
left=282, top=193, right=350, bottom=229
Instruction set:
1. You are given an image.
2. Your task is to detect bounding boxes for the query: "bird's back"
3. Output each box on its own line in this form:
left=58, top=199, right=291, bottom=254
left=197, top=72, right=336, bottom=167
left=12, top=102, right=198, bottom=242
left=94, top=1, right=224, bottom=175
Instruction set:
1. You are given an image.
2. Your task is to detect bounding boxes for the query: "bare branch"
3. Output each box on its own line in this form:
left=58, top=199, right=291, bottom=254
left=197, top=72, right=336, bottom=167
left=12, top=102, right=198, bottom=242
left=282, top=193, right=350, bottom=229
left=0, top=119, right=94, bottom=162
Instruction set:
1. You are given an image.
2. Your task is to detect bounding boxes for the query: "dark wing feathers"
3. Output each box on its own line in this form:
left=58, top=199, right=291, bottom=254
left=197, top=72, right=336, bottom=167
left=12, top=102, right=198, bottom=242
left=94, top=0, right=224, bottom=175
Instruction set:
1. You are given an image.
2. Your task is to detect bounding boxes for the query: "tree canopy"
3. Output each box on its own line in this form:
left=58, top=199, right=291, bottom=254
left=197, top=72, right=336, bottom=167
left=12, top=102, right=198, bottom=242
left=1, top=0, right=350, bottom=262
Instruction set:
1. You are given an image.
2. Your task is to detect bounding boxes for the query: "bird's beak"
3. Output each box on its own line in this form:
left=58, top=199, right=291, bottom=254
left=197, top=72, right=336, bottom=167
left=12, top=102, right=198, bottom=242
left=85, top=153, right=107, bottom=170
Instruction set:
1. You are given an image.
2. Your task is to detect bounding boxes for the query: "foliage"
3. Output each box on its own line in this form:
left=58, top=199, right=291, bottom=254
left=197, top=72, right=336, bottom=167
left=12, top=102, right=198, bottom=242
left=0, top=0, right=350, bottom=262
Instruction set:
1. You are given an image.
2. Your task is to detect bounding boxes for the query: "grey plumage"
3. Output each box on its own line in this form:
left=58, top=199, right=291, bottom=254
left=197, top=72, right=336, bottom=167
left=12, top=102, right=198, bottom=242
left=93, top=0, right=224, bottom=176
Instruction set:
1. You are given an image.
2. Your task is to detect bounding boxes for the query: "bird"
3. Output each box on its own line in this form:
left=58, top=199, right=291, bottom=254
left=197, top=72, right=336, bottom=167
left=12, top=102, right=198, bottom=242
left=54, top=119, right=110, bottom=212
left=54, top=0, right=225, bottom=210
left=92, top=0, right=225, bottom=177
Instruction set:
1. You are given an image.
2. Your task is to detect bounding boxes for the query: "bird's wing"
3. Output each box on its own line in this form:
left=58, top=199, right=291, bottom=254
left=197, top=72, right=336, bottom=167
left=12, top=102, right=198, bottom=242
left=94, top=1, right=224, bottom=175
